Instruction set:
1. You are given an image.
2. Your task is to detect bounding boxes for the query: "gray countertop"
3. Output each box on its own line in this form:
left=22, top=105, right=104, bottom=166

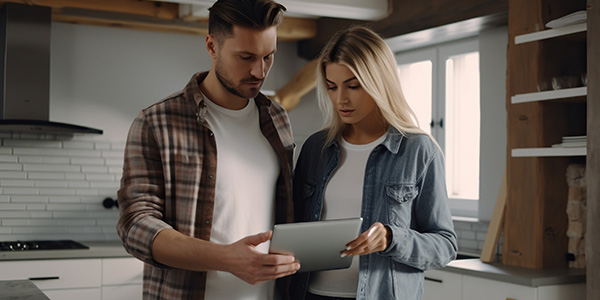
left=0, top=280, right=49, bottom=300
left=441, top=258, right=586, bottom=287
left=0, top=241, right=130, bottom=261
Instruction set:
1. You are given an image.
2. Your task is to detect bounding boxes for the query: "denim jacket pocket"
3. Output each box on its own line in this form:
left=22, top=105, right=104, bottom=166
left=385, top=184, right=419, bottom=226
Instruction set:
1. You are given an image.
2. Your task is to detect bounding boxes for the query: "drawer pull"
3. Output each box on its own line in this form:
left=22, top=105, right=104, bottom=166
left=29, top=276, right=59, bottom=281
left=424, top=277, right=443, bottom=283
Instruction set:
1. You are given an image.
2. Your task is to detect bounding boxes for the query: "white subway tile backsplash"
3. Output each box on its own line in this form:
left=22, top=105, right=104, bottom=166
left=23, top=164, right=81, bottom=172
left=0, top=155, right=17, bottom=162
left=0, top=195, right=9, bottom=202
left=111, top=143, right=126, bottom=151
left=86, top=174, right=114, bottom=181
left=65, top=173, right=85, bottom=180
left=18, top=156, right=43, bottom=163
left=90, top=182, right=119, bottom=189
left=39, top=188, right=77, bottom=196
left=1, top=180, right=35, bottom=187
left=72, top=157, right=105, bottom=165
left=48, top=196, right=80, bottom=203
left=56, top=219, right=96, bottom=226
left=0, top=163, right=23, bottom=171
left=30, top=211, right=52, bottom=218
left=0, top=147, right=12, bottom=154
left=75, top=189, right=99, bottom=196
left=67, top=149, right=101, bottom=157
left=82, top=166, right=109, bottom=173
left=35, top=180, right=69, bottom=188
left=63, top=141, right=95, bottom=149
left=26, top=204, right=47, bottom=211
left=0, top=203, right=27, bottom=210
left=3, top=140, right=62, bottom=148
left=28, top=172, right=65, bottom=180
left=102, top=150, right=125, bottom=158
left=68, top=181, right=90, bottom=188
left=94, top=142, right=111, bottom=150
left=3, top=187, right=39, bottom=195
left=0, top=171, right=27, bottom=179
left=11, top=196, right=48, bottom=203
left=46, top=204, right=87, bottom=211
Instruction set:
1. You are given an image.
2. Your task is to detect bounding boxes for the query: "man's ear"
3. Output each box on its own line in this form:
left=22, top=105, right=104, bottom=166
left=206, top=34, right=218, bottom=59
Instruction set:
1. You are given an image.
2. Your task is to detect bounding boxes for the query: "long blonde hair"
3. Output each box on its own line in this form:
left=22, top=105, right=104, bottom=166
left=317, top=25, right=426, bottom=144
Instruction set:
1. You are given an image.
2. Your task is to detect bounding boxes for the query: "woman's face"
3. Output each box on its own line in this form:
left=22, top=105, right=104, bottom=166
left=325, top=63, right=380, bottom=127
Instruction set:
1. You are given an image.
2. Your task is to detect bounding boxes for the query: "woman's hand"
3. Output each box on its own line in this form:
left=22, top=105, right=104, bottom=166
left=341, top=222, right=391, bottom=257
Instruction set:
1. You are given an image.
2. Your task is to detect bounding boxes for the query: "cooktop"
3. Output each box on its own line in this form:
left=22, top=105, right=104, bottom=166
left=0, top=240, right=89, bottom=251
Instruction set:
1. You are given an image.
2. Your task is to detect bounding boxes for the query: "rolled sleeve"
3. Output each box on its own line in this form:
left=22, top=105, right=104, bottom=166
left=117, top=113, right=172, bottom=267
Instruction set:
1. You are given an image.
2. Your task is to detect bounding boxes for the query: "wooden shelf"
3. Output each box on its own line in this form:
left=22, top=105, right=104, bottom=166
left=511, top=147, right=586, bottom=157
left=515, top=23, right=587, bottom=44
left=511, top=87, right=587, bottom=104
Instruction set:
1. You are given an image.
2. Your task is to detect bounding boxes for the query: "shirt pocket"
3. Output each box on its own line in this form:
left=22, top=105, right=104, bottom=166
left=385, top=184, right=419, bottom=226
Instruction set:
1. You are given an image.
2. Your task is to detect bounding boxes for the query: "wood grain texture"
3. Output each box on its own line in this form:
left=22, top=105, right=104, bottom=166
left=586, top=0, right=599, bottom=298
left=480, top=171, right=507, bottom=263
left=504, top=0, right=587, bottom=269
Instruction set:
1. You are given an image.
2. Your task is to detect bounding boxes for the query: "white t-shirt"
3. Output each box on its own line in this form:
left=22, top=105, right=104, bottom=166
left=203, top=97, right=279, bottom=300
left=308, top=134, right=387, bottom=298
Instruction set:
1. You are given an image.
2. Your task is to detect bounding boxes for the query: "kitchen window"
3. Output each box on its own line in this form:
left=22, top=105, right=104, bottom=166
left=395, top=39, right=480, bottom=217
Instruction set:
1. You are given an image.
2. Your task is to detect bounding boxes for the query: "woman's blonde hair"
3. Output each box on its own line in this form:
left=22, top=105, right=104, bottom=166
left=316, top=25, right=426, bottom=144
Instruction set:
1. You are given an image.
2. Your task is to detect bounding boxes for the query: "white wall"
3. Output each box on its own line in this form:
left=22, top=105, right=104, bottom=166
left=0, top=22, right=316, bottom=241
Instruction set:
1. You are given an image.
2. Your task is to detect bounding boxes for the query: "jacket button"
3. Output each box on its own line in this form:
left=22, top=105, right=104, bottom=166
left=209, top=132, right=214, bottom=137
left=208, top=175, right=214, bottom=179
left=205, top=220, right=210, bottom=225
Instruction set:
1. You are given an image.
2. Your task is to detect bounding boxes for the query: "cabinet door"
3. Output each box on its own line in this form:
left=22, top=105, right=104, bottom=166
left=102, top=285, right=143, bottom=300
left=102, top=257, right=143, bottom=285
left=422, top=269, right=462, bottom=300
left=0, top=259, right=101, bottom=290
left=102, top=257, right=143, bottom=300
left=538, top=283, right=586, bottom=300
left=44, top=288, right=101, bottom=300
left=462, top=275, right=536, bottom=300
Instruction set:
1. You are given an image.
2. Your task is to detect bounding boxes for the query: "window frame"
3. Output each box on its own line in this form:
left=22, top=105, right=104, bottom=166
left=394, top=38, right=480, bottom=218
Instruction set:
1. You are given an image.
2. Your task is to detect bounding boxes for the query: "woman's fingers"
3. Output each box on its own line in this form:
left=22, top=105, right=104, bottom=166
left=341, top=222, right=390, bottom=257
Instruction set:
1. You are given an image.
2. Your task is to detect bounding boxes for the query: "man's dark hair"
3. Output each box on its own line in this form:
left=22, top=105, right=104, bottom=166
left=208, top=0, right=286, bottom=42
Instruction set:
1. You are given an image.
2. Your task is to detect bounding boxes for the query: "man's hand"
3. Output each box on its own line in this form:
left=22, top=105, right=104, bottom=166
left=341, top=222, right=391, bottom=257
left=223, top=231, right=300, bottom=285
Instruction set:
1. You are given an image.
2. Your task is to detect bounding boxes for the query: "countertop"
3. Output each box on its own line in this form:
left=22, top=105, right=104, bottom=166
left=0, top=241, right=130, bottom=261
left=0, top=280, right=49, bottom=300
left=440, top=258, right=586, bottom=287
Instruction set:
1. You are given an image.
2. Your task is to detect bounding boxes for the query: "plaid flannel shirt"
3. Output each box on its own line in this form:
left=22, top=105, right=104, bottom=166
left=117, top=72, right=294, bottom=299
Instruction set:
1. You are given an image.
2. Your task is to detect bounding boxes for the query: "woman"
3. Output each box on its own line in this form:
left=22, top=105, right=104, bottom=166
left=289, top=25, right=457, bottom=300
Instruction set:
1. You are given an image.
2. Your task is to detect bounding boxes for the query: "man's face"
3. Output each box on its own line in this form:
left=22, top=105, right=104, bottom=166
left=212, top=25, right=277, bottom=99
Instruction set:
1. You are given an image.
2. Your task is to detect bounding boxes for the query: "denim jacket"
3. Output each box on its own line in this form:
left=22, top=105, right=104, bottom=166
left=289, top=127, right=457, bottom=300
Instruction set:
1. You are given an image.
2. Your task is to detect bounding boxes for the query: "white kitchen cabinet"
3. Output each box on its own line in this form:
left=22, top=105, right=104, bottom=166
left=0, top=258, right=102, bottom=300
left=424, top=269, right=586, bottom=300
left=101, top=257, right=144, bottom=300
left=422, top=269, right=462, bottom=300
left=462, top=275, right=536, bottom=300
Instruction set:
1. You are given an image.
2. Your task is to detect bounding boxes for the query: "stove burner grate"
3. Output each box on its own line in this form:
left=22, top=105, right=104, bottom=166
left=0, top=240, right=89, bottom=251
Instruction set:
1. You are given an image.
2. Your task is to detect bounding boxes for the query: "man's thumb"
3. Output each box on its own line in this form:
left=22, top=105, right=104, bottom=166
left=244, top=231, right=272, bottom=246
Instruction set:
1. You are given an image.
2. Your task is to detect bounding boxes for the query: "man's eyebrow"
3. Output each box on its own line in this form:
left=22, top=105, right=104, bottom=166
left=237, top=50, right=277, bottom=56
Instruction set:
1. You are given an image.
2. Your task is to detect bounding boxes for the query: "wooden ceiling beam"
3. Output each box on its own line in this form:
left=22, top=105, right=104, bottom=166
left=0, top=0, right=316, bottom=40
left=0, top=0, right=179, bottom=19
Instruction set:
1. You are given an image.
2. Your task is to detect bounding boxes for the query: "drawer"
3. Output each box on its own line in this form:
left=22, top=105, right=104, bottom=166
left=102, top=257, right=143, bottom=285
left=0, top=259, right=101, bottom=290
left=423, top=269, right=462, bottom=300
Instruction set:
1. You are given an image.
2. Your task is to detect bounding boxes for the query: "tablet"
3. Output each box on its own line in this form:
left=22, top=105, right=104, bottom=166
left=269, top=217, right=363, bottom=272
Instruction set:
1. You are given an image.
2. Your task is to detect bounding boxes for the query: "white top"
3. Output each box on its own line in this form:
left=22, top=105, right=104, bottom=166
left=308, top=134, right=387, bottom=297
left=203, top=97, right=279, bottom=300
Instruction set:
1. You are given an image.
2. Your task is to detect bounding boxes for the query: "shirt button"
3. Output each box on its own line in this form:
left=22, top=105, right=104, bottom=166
left=209, top=132, right=214, bottom=137
left=208, top=175, right=214, bottom=179
left=205, top=219, right=210, bottom=225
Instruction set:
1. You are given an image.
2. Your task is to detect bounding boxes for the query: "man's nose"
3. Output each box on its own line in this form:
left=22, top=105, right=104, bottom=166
left=250, top=60, right=267, bottom=79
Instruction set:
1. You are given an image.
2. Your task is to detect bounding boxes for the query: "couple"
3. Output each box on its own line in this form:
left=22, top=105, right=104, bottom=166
left=116, top=0, right=457, bottom=299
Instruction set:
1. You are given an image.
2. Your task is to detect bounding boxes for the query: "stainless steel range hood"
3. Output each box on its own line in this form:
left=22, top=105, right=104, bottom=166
left=0, top=3, right=102, bottom=135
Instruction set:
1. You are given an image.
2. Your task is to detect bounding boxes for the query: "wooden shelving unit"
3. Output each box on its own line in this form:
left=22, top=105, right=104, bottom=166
left=515, top=23, right=586, bottom=44
left=504, top=0, right=588, bottom=270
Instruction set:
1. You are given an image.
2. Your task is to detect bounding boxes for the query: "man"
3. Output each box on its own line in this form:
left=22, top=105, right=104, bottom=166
left=117, top=1, right=299, bottom=299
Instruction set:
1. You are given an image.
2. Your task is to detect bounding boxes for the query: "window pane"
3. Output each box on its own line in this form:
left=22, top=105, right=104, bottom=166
left=397, top=61, right=432, bottom=134
left=445, top=52, right=480, bottom=200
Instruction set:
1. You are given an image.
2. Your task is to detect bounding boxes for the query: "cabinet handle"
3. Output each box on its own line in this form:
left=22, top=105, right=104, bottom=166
left=424, top=276, right=443, bottom=283
left=29, top=276, right=59, bottom=281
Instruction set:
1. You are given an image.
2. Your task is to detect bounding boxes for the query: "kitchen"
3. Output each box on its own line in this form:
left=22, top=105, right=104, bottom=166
left=0, top=0, right=597, bottom=299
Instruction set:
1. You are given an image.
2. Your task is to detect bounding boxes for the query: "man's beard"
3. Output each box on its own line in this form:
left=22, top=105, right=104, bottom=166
left=215, top=59, right=263, bottom=99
